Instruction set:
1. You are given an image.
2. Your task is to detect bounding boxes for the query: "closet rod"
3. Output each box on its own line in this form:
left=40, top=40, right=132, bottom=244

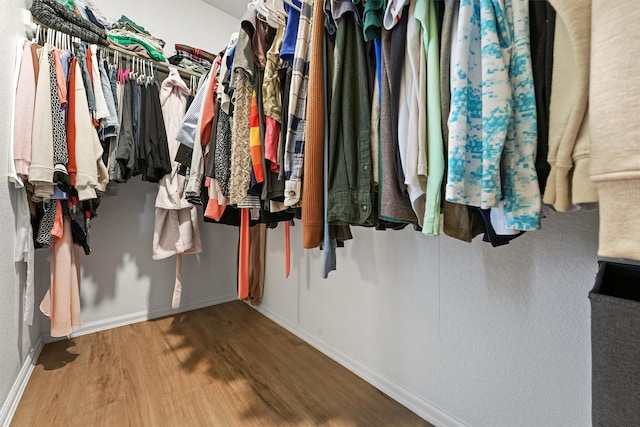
left=107, top=42, right=205, bottom=79
left=31, top=19, right=205, bottom=81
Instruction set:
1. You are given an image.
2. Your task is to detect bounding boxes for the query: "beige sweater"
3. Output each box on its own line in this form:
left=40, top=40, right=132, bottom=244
left=544, top=0, right=597, bottom=211
left=72, top=60, right=108, bottom=201
left=29, top=45, right=55, bottom=202
left=590, top=1, right=640, bottom=260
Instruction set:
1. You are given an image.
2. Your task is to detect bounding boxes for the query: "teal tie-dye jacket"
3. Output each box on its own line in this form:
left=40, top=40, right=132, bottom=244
left=446, top=0, right=541, bottom=230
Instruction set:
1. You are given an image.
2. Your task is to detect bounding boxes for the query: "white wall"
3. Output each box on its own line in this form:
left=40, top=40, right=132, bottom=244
left=258, top=210, right=598, bottom=426
left=31, top=0, right=242, bottom=338
left=35, top=180, right=239, bottom=337
left=4, top=1, right=600, bottom=426
left=0, top=0, right=43, bottom=421
left=95, top=0, right=241, bottom=58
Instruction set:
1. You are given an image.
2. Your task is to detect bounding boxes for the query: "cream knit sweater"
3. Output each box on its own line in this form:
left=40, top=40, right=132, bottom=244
left=544, top=0, right=597, bottom=211
left=590, top=1, right=640, bottom=260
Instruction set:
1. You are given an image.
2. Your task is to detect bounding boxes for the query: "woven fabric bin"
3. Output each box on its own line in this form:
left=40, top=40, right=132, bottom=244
left=590, top=261, right=640, bottom=426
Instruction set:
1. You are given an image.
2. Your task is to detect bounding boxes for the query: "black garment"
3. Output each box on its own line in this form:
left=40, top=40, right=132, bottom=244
left=277, top=62, right=293, bottom=182
left=389, top=7, right=410, bottom=196
left=64, top=195, right=91, bottom=255
left=132, top=82, right=143, bottom=176
left=31, top=0, right=108, bottom=46
left=115, top=81, right=135, bottom=182
left=62, top=190, right=99, bottom=255
left=141, top=82, right=172, bottom=182
left=478, top=209, right=524, bottom=247
left=35, top=200, right=57, bottom=247
left=48, top=50, right=71, bottom=192
left=435, top=0, right=445, bottom=38
left=200, top=185, right=294, bottom=227
left=530, top=0, right=556, bottom=194
left=204, top=102, right=221, bottom=179
left=84, top=7, right=107, bottom=30
left=221, top=65, right=235, bottom=112
left=100, top=136, right=112, bottom=166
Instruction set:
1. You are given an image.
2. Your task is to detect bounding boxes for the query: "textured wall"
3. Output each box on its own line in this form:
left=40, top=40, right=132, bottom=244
left=95, top=0, right=241, bottom=58
left=259, top=210, right=598, bottom=426
left=5, top=0, right=601, bottom=425
left=0, top=0, right=42, bottom=412
left=33, top=180, right=239, bottom=333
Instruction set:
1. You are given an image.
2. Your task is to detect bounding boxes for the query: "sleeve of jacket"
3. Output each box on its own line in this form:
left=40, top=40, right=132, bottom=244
left=115, top=82, right=135, bottom=181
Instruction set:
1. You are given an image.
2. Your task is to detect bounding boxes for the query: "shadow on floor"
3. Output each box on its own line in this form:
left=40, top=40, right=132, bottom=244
left=37, top=339, right=79, bottom=371
left=157, top=301, right=431, bottom=426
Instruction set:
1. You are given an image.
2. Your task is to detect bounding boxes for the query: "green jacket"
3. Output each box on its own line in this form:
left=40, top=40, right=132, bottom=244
left=328, top=12, right=374, bottom=226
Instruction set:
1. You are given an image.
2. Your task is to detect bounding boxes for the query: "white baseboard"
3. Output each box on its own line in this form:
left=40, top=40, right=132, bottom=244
left=254, top=305, right=468, bottom=427
left=43, top=294, right=237, bottom=343
left=3, top=298, right=463, bottom=427
left=0, top=336, right=44, bottom=427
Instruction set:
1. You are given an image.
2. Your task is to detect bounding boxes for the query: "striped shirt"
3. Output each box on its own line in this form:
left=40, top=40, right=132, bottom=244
left=175, top=71, right=212, bottom=150
left=284, top=0, right=313, bottom=207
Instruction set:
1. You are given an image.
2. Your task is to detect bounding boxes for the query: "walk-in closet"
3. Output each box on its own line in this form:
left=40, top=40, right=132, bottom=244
left=1, top=0, right=638, bottom=426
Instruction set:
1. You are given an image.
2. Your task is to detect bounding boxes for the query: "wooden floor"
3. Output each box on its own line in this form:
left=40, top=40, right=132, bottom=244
left=12, top=301, right=431, bottom=427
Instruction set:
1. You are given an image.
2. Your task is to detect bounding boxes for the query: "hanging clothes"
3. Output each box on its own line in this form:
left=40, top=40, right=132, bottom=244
left=398, top=0, right=427, bottom=226
left=30, top=45, right=56, bottom=203
left=418, top=0, right=444, bottom=236
left=185, top=72, right=214, bottom=199
left=229, top=30, right=255, bottom=206
left=301, top=0, right=326, bottom=249
left=440, top=0, right=486, bottom=243
left=263, top=26, right=285, bottom=175
left=283, top=0, right=313, bottom=208
left=378, top=27, right=415, bottom=224
left=543, top=0, right=596, bottom=211
left=327, top=2, right=374, bottom=227
left=10, top=39, right=36, bottom=325
left=590, top=1, right=640, bottom=260
left=40, top=218, right=82, bottom=338
left=70, top=56, right=108, bottom=200
left=153, top=68, right=202, bottom=273
left=13, top=41, right=37, bottom=180
left=140, top=82, right=171, bottom=183
left=529, top=0, right=555, bottom=195
left=446, top=0, right=540, bottom=231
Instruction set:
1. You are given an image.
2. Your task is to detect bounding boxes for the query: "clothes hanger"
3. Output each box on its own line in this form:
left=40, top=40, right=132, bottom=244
left=135, top=59, right=142, bottom=85
left=151, top=63, right=157, bottom=85
left=131, top=56, right=138, bottom=81
left=283, top=0, right=301, bottom=13
left=32, top=24, right=40, bottom=44
left=263, top=0, right=288, bottom=25
left=138, top=59, right=148, bottom=85
left=112, top=50, right=119, bottom=71
left=253, top=0, right=284, bottom=28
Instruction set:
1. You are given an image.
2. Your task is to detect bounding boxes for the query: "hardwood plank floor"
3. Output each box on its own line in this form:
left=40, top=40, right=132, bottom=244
left=12, top=301, right=432, bottom=427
